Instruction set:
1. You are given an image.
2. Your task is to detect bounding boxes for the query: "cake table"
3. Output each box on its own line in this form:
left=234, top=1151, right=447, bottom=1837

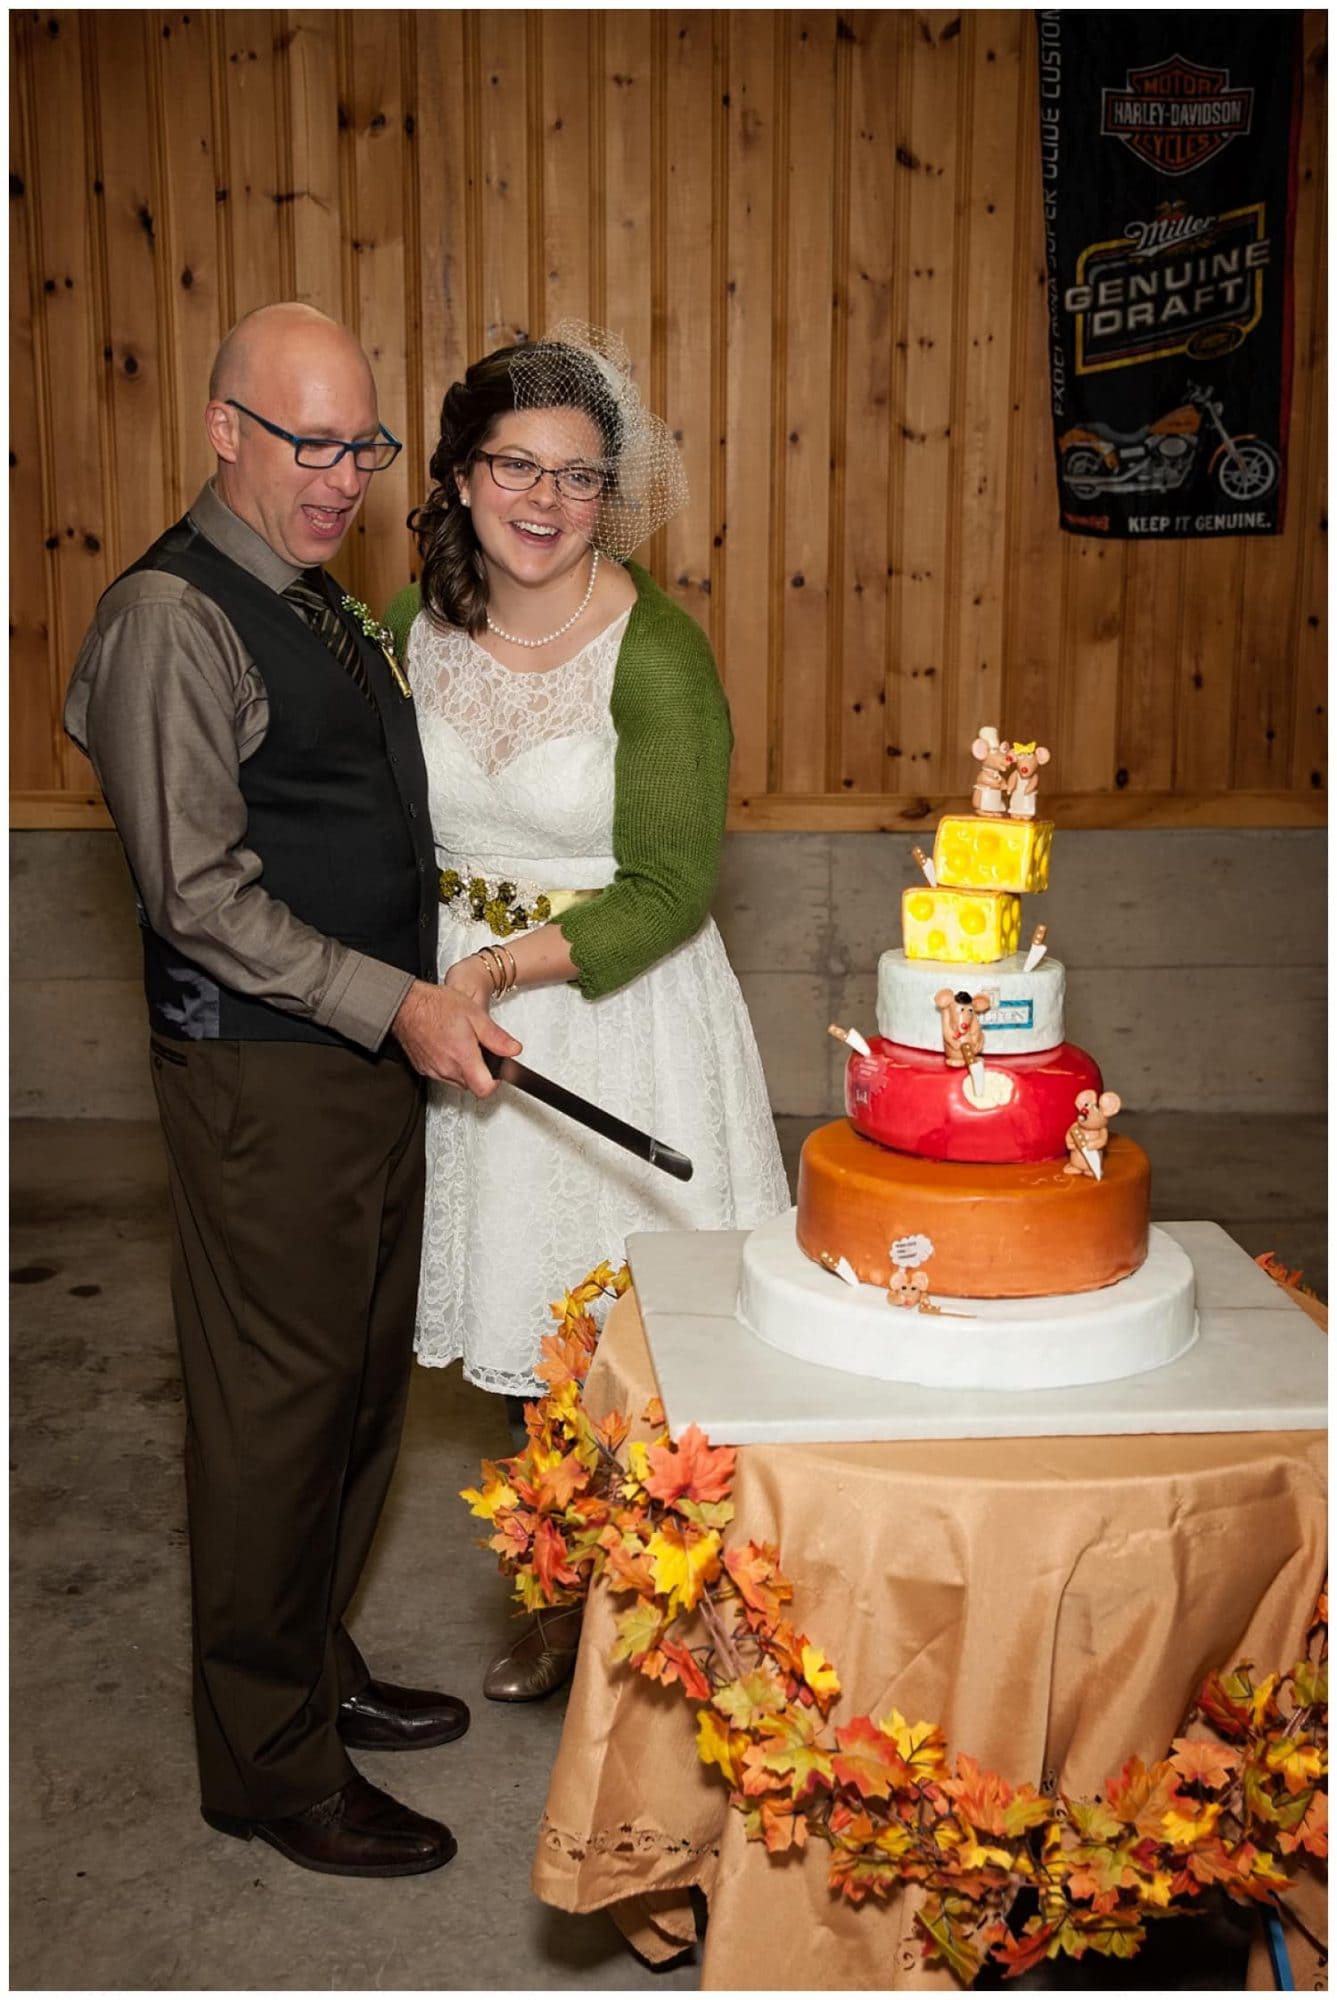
left=531, top=1282, right=1327, bottom=1991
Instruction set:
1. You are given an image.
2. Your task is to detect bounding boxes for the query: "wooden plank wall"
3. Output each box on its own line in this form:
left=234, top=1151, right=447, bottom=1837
left=10, top=8, right=1326, bottom=830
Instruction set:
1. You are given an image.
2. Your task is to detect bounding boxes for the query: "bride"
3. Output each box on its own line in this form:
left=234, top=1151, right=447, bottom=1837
left=385, top=323, right=789, bottom=1699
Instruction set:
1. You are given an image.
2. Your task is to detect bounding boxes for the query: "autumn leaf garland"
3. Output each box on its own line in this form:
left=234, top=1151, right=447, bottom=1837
left=463, top=1264, right=1328, bottom=1985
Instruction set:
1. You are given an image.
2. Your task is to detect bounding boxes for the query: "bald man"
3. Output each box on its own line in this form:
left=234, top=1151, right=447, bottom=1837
left=65, top=304, right=519, bottom=1878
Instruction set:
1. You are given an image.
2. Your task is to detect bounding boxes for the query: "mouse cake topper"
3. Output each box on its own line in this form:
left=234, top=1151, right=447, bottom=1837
left=970, top=728, right=1013, bottom=818
left=886, top=1232, right=971, bottom=1316
left=934, top=988, right=991, bottom=1072
left=1007, top=740, right=1050, bottom=819
left=1065, top=1088, right=1121, bottom=1181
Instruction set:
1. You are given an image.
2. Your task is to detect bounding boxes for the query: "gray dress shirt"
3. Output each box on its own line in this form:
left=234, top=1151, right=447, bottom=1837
left=64, top=482, right=415, bottom=1052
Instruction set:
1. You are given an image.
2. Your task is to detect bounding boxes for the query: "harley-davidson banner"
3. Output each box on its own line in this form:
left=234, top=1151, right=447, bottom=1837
left=1037, top=11, right=1303, bottom=539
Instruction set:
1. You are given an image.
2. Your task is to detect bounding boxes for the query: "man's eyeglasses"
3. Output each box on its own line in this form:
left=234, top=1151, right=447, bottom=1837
left=226, top=399, right=402, bottom=472
left=475, top=450, right=610, bottom=502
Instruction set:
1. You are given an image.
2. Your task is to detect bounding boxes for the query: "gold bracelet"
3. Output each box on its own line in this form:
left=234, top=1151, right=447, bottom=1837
left=485, top=943, right=518, bottom=996
left=475, top=946, right=505, bottom=996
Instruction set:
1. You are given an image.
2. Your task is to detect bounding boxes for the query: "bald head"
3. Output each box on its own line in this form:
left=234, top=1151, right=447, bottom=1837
left=208, top=302, right=373, bottom=407
left=205, top=302, right=386, bottom=568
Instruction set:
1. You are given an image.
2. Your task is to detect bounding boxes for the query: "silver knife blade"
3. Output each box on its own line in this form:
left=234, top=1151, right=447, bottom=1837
left=481, top=1049, right=694, bottom=1181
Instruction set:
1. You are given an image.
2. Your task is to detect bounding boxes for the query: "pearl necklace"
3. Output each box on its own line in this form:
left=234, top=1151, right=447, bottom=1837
left=487, top=550, right=601, bottom=649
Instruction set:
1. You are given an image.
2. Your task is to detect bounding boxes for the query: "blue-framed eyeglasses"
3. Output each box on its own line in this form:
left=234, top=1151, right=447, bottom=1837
left=225, top=399, right=402, bottom=472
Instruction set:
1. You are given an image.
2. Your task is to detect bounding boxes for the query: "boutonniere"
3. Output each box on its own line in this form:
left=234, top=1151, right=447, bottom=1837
left=341, top=593, right=412, bottom=700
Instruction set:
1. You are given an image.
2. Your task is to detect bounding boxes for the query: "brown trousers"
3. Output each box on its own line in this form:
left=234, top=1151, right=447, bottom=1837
left=149, top=1035, right=425, bottom=1820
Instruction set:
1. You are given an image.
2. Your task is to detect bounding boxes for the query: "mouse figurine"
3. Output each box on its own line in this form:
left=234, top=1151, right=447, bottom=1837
left=1007, top=740, right=1051, bottom=819
left=887, top=1267, right=932, bottom=1310
left=971, top=728, right=1013, bottom=817
left=1064, top=1089, right=1121, bottom=1178
left=934, top=988, right=992, bottom=1068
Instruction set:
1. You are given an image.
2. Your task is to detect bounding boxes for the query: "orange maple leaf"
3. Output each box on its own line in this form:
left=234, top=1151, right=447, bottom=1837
left=532, top=1452, right=589, bottom=1513
left=990, top=1918, right=1059, bottom=1977
left=941, top=1752, right=1012, bottom=1831
left=833, top=1714, right=912, bottom=1801
left=533, top=1329, right=588, bottom=1395
left=596, top=1525, right=656, bottom=1596
left=723, top=1541, right=793, bottom=1625
left=1104, top=1755, right=1184, bottom=1838
left=592, top=1409, right=631, bottom=1456
left=643, top=1424, right=737, bottom=1508
left=656, top=1637, right=713, bottom=1702
left=1169, top=1736, right=1240, bottom=1790
left=531, top=1516, right=581, bottom=1600
left=758, top=1795, right=809, bottom=1853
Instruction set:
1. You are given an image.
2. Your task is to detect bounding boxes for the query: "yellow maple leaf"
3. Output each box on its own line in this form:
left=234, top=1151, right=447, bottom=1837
left=645, top=1523, right=722, bottom=1612
left=1264, top=1738, right=1326, bottom=1794
left=800, top=1644, right=842, bottom=1704
left=696, top=1705, right=741, bottom=1785
left=459, top=1468, right=518, bottom=1520
left=1162, top=1801, right=1223, bottom=1849
left=880, top=1708, right=947, bottom=1777
left=956, top=1831, right=1015, bottom=1874
left=1140, top=1870, right=1175, bottom=1908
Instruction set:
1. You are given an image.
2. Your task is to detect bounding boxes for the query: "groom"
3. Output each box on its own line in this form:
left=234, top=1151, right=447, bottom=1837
left=65, top=303, right=520, bottom=1878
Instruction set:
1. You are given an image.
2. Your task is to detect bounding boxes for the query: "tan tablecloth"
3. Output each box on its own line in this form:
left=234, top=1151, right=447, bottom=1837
left=532, top=1290, right=1327, bottom=1990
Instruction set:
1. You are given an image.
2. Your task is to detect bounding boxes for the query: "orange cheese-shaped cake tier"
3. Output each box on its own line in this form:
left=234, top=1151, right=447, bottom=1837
left=796, top=1120, right=1150, bottom=1299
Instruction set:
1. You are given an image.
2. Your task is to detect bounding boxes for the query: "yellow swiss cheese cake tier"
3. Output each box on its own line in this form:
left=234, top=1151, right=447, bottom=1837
left=796, top=1120, right=1150, bottom=1299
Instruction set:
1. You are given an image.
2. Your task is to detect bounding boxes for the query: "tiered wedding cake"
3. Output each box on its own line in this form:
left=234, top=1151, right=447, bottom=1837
left=737, top=732, right=1198, bottom=1392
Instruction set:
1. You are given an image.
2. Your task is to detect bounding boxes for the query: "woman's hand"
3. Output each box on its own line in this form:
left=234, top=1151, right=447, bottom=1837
left=445, top=952, right=497, bottom=1012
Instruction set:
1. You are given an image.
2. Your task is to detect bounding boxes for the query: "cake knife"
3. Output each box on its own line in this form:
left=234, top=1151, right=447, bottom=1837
left=481, top=1048, right=694, bottom=1181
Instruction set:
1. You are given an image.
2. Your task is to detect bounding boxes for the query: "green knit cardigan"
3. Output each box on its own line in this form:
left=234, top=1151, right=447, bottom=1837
left=383, top=563, right=733, bottom=1000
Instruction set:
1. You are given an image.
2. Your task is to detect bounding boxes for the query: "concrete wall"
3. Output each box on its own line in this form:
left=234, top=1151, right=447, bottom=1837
left=10, top=828, right=1327, bottom=1119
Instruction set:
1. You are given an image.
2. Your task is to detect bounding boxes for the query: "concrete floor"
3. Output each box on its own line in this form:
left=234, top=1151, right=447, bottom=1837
left=9, top=1113, right=1326, bottom=1990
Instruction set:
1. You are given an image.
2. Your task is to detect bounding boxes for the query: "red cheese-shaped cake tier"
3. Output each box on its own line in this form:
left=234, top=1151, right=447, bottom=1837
left=845, top=1036, right=1103, bottom=1164
left=797, top=1119, right=1150, bottom=1298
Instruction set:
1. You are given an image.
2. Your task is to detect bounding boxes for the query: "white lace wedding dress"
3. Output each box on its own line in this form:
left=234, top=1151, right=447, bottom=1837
left=407, top=606, right=791, bottom=1393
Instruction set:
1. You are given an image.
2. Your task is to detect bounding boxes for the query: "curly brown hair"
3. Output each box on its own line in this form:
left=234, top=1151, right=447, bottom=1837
left=409, top=342, right=622, bottom=635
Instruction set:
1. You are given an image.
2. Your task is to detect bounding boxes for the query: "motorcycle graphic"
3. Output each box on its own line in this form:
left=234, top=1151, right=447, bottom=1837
left=1059, top=384, right=1280, bottom=504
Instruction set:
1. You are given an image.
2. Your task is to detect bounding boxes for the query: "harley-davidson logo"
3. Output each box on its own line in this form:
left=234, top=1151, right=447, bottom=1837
left=1100, top=54, right=1255, bottom=176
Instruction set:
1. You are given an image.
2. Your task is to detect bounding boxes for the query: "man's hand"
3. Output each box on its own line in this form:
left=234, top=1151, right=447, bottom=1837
left=391, top=979, right=521, bottom=1095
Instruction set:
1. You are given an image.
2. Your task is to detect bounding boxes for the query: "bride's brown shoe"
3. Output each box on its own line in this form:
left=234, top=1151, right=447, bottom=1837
left=483, top=1603, right=583, bottom=1702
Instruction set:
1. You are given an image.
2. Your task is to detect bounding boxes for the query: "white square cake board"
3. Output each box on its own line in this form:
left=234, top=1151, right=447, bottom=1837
left=625, top=1222, right=1328, bottom=1445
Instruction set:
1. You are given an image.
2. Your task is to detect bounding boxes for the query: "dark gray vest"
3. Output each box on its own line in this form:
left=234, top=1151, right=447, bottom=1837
left=120, top=515, right=437, bottom=1052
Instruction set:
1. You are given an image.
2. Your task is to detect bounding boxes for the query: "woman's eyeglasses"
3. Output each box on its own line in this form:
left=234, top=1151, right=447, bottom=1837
left=225, top=399, right=402, bottom=471
left=475, top=451, right=610, bottom=501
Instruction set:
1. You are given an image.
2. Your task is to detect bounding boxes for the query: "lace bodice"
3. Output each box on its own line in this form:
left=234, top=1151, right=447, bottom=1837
left=406, top=609, right=630, bottom=876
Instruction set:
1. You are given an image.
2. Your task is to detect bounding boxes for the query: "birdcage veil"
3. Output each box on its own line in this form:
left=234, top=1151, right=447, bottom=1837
left=507, top=320, right=688, bottom=559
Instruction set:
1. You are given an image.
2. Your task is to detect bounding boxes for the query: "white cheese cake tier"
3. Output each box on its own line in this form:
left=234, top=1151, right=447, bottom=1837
left=876, top=948, right=1066, bottom=1056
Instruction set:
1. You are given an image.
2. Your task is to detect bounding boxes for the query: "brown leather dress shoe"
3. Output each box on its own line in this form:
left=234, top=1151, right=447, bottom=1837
left=202, top=1774, right=456, bottom=1877
left=483, top=1604, right=583, bottom=1702
left=338, top=1678, right=471, bottom=1751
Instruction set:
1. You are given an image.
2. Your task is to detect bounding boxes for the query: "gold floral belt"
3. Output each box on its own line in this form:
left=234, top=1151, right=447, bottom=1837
left=437, top=867, right=601, bottom=938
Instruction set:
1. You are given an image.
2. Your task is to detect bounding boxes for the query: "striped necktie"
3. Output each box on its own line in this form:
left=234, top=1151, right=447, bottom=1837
left=282, top=571, right=375, bottom=706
